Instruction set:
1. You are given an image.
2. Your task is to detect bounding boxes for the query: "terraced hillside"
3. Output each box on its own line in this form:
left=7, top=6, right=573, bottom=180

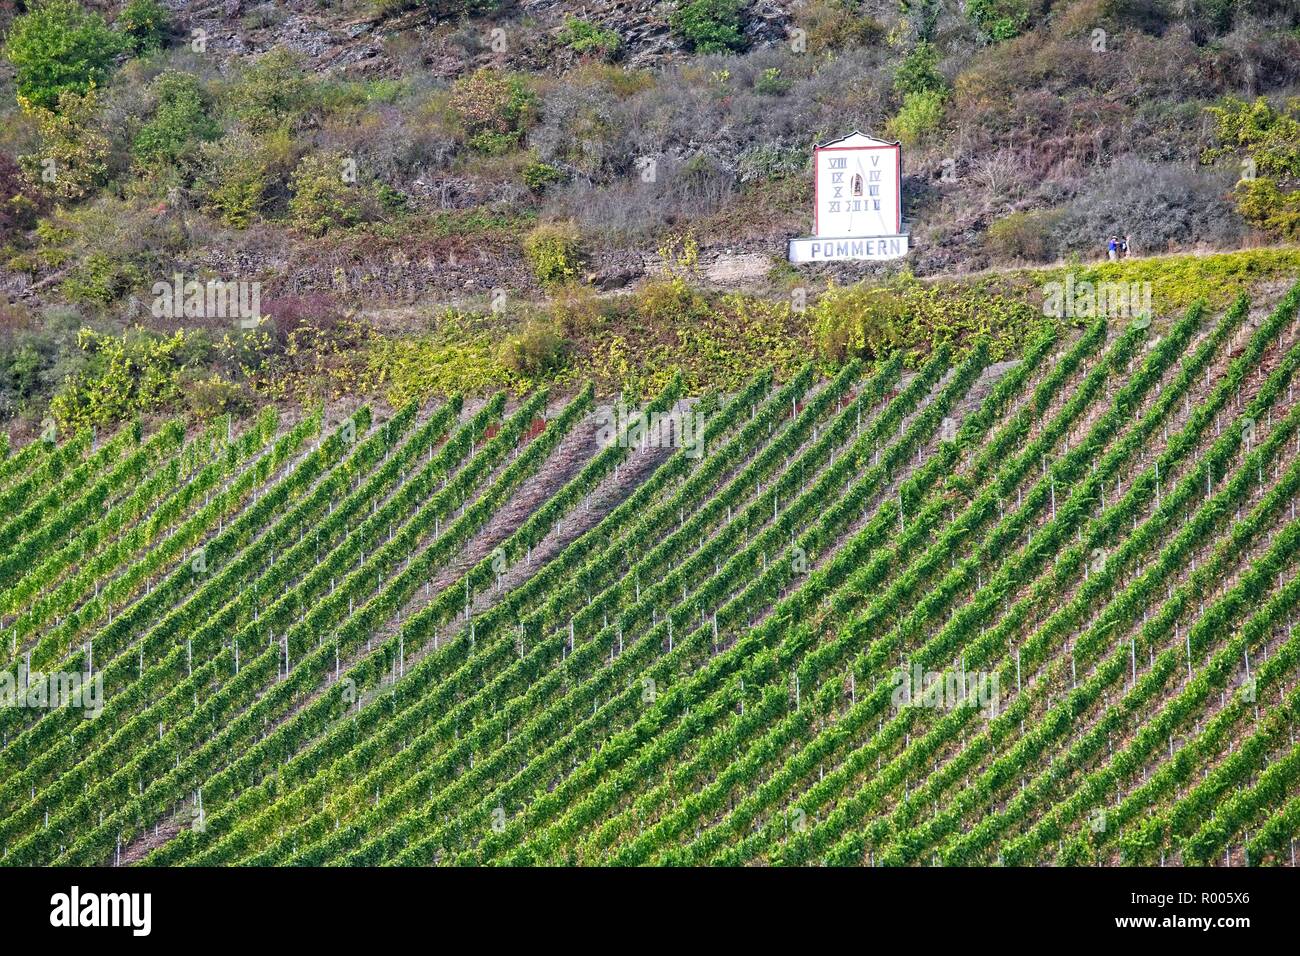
left=3, top=284, right=1300, bottom=867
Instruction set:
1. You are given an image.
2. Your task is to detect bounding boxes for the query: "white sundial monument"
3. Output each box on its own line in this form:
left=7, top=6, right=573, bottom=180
left=788, top=131, right=910, bottom=263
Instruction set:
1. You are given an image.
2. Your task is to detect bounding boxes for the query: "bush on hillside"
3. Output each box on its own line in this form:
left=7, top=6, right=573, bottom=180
left=558, top=19, right=623, bottom=60
left=21, top=90, right=111, bottom=202
left=670, top=0, right=749, bottom=54
left=196, top=127, right=298, bottom=228
left=1201, top=95, right=1300, bottom=239
left=49, top=327, right=196, bottom=430
left=118, top=0, right=170, bottom=55
left=288, top=152, right=373, bottom=236
left=1054, top=160, right=1244, bottom=255
left=889, top=89, right=948, bottom=146
left=225, top=49, right=314, bottom=132
left=894, top=42, right=946, bottom=98
left=0, top=155, right=41, bottom=244
left=133, top=72, right=220, bottom=173
left=522, top=156, right=564, bottom=192
left=498, top=319, right=567, bottom=377
left=966, top=0, right=1033, bottom=42
left=450, top=69, right=537, bottom=153
left=523, top=222, right=582, bottom=285
left=2, top=0, right=122, bottom=111
left=987, top=208, right=1066, bottom=262
left=809, top=282, right=902, bottom=364
left=793, top=0, right=885, bottom=53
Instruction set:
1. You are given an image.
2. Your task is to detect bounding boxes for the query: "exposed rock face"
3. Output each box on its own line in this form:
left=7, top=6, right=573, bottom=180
left=150, top=0, right=795, bottom=77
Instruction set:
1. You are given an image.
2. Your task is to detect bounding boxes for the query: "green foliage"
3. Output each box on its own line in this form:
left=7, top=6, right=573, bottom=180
left=375, top=183, right=410, bottom=215
left=523, top=223, right=582, bottom=286
left=889, top=88, right=947, bottom=145
left=810, top=270, right=1055, bottom=368
left=1233, top=178, right=1300, bottom=240
left=197, top=127, right=296, bottom=228
left=809, top=283, right=902, bottom=364
left=225, top=49, right=313, bottom=133
left=498, top=319, right=568, bottom=378
left=118, top=0, right=170, bottom=55
left=1203, top=96, right=1300, bottom=179
left=466, top=130, right=520, bottom=155
left=288, top=152, right=370, bottom=236
left=0, top=155, right=41, bottom=244
left=449, top=69, right=537, bottom=153
left=369, top=327, right=518, bottom=405
left=1202, top=96, right=1300, bottom=240
left=670, top=0, right=749, bottom=54
left=557, top=19, right=623, bottom=60
left=893, top=41, right=946, bottom=97
left=20, top=90, right=111, bottom=201
left=522, top=157, right=564, bottom=192
left=2, top=0, right=123, bottom=111
left=753, top=67, right=792, bottom=96
left=965, top=0, right=1032, bottom=41
left=180, top=371, right=253, bottom=420
left=133, top=72, right=220, bottom=172
left=61, top=250, right=146, bottom=305
left=50, top=327, right=198, bottom=430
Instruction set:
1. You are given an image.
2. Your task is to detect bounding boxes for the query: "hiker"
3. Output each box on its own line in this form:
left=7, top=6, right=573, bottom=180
left=1107, top=236, right=1119, bottom=261
left=1123, top=234, right=1133, bottom=258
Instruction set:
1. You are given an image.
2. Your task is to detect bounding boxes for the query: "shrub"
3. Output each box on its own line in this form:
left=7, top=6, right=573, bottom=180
left=965, top=0, right=1032, bottom=42
left=21, top=90, right=111, bottom=201
left=450, top=68, right=536, bottom=152
left=2, top=0, right=123, bottom=111
left=889, top=89, right=947, bottom=146
left=133, top=72, right=220, bottom=172
left=637, top=232, right=708, bottom=322
left=118, top=0, right=170, bottom=55
left=523, top=222, right=582, bottom=285
left=179, top=371, right=253, bottom=419
left=636, top=277, right=709, bottom=323
left=987, top=208, right=1066, bottom=262
left=376, top=183, right=410, bottom=214
left=498, top=319, right=567, bottom=377
left=753, top=67, right=792, bottom=96
left=558, top=19, right=622, bottom=60
left=288, top=152, right=371, bottom=236
left=670, top=0, right=749, bottom=54
left=529, top=78, right=621, bottom=178
left=793, top=0, right=885, bottom=53
left=0, top=155, right=41, bottom=244
left=60, top=250, right=146, bottom=305
left=548, top=281, right=604, bottom=336
left=1202, top=96, right=1300, bottom=179
left=1055, top=160, right=1245, bottom=254
left=1233, top=178, right=1300, bottom=240
left=467, top=130, right=520, bottom=155
left=736, top=143, right=806, bottom=182
left=50, top=327, right=194, bottom=430
left=523, top=157, right=564, bottom=191
left=809, top=282, right=901, bottom=364
left=197, top=127, right=297, bottom=228
left=894, top=42, right=946, bottom=98
left=225, top=49, right=313, bottom=132
left=1096, top=0, right=1169, bottom=35
left=1201, top=96, right=1299, bottom=240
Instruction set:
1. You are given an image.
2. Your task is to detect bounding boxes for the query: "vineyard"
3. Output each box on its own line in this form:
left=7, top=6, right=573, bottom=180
left=3, top=284, right=1300, bottom=868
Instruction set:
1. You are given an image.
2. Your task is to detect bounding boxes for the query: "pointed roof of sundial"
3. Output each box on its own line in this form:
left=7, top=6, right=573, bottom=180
left=816, top=131, right=900, bottom=149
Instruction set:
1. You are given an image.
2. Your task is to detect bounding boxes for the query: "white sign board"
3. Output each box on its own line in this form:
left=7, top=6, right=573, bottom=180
left=788, top=132, right=908, bottom=263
